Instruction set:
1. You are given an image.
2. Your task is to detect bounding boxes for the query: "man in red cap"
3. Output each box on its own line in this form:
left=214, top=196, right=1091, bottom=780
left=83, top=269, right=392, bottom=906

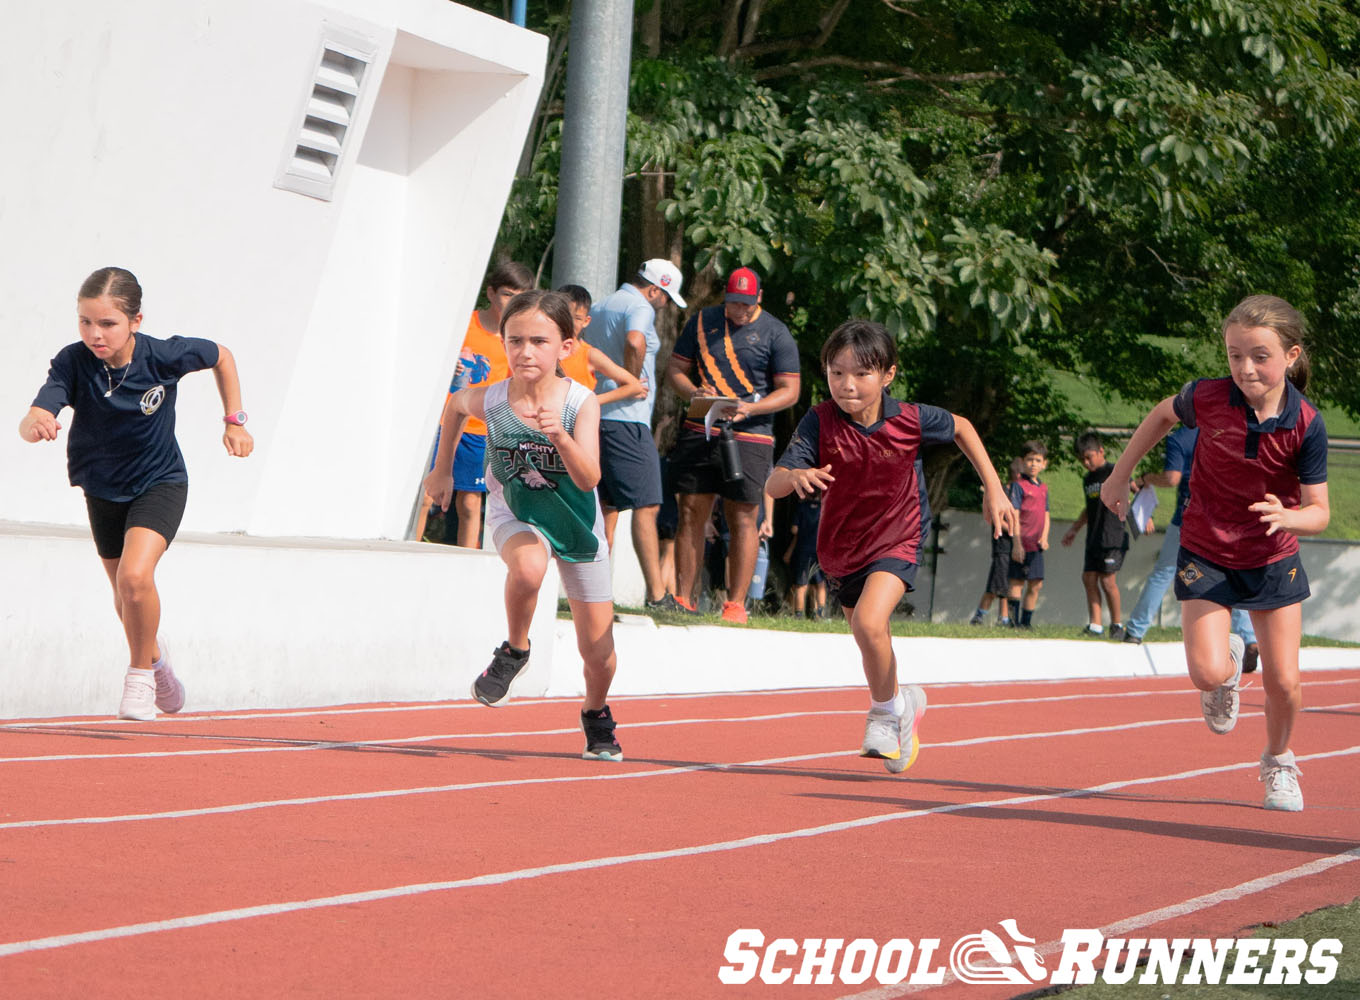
left=665, top=266, right=801, bottom=622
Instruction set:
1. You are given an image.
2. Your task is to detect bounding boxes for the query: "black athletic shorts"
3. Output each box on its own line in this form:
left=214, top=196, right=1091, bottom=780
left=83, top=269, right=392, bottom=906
left=85, top=481, right=189, bottom=559
left=668, top=428, right=772, bottom=506
left=1174, top=547, right=1311, bottom=610
left=826, top=557, right=917, bottom=610
left=1083, top=544, right=1127, bottom=575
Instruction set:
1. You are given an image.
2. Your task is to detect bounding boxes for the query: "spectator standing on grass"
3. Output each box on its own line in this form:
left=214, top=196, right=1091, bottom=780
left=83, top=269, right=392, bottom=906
left=665, top=266, right=800, bottom=623
left=1123, top=424, right=1259, bottom=669
left=585, top=260, right=686, bottom=611
left=970, top=456, right=1025, bottom=626
left=1062, top=430, right=1129, bottom=638
left=1005, top=441, right=1051, bottom=628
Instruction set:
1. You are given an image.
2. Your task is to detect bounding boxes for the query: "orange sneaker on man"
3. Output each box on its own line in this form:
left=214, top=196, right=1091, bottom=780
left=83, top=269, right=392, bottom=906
left=721, top=601, right=748, bottom=624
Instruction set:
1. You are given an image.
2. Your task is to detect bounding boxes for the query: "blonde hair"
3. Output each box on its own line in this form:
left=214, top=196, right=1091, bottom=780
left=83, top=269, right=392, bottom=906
left=1223, top=294, right=1310, bottom=391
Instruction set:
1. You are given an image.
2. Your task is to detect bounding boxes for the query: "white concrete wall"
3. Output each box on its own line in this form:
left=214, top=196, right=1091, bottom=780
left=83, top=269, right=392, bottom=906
left=0, top=522, right=559, bottom=719
left=2, top=0, right=545, bottom=541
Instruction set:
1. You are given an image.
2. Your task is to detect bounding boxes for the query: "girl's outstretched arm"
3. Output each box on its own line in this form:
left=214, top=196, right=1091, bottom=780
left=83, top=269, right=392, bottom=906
left=1102, top=396, right=1178, bottom=520
left=212, top=344, right=254, bottom=458
left=953, top=414, right=1019, bottom=539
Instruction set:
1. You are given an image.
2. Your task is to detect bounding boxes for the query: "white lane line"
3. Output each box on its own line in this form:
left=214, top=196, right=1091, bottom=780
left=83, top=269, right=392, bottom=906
left=3, top=695, right=1357, bottom=768
left=3, top=710, right=1357, bottom=831
left=3, top=745, right=1356, bottom=960
left=842, top=844, right=1360, bottom=999
left=5, top=673, right=1355, bottom=731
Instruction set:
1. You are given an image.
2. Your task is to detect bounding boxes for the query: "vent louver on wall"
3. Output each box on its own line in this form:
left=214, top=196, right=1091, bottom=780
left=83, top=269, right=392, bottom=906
left=275, top=28, right=378, bottom=201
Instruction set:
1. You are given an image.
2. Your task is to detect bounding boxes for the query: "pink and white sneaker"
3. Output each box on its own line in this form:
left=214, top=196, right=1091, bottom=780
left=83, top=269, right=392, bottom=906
left=152, top=639, right=185, bottom=714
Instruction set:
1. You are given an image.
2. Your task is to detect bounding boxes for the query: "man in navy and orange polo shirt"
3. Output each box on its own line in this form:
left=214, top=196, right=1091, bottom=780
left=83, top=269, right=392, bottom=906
left=665, top=267, right=800, bottom=622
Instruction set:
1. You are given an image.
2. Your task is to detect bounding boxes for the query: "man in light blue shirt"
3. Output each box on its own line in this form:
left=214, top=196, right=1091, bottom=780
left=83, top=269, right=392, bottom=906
left=584, top=259, right=686, bottom=610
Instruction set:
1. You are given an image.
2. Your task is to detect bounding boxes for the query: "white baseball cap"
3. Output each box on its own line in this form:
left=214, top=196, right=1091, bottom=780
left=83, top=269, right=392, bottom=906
left=637, top=259, right=687, bottom=308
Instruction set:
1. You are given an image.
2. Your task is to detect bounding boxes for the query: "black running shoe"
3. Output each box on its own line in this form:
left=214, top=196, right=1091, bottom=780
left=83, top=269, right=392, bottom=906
left=471, top=641, right=530, bottom=706
left=1109, top=624, right=1126, bottom=642
left=1243, top=641, right=1260, bottom=673
left=645, top=593, right=697, bottom=615
left=581, top=705, right=624, bottom=761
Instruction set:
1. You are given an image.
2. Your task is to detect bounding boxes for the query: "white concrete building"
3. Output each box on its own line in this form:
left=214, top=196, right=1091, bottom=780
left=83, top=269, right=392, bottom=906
left=1, top=1, right=558, bottom=717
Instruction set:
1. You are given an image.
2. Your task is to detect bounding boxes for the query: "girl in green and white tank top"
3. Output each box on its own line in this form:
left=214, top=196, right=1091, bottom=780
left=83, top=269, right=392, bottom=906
left=423, top=290, right=624, bottom=761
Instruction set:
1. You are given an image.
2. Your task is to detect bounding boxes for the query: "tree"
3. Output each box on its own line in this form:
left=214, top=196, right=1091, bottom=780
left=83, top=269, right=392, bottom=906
left=473, top=0, right=1360, bottom=504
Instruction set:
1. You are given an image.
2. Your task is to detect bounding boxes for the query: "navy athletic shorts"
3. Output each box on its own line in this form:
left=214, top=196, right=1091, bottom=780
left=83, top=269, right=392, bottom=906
left=1174, top=547, right=1310, bottom=610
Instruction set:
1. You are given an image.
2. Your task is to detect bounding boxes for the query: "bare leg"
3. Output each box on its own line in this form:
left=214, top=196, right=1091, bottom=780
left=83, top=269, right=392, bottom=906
left=569, top=598, right=618, bottom=712
left=674, top=493, right=715, bottom=606
left=1099, top=571, right=1122, bottom=623
left=455, top=491, right=483, bottom=549
left=723, top=498, right=760, bottom=608
left=1180, top=600, right=1235, bottom=692
left=1081, top=570, right=1103, bottom=625
left=1252, top=605, right=1303, bottom=756
left=630, top=504, right=666, bottom=602
left=99, top=527, right=168, bottom=670
left=498, top=531, right=548, bottom=650
left=846, top=572, right=908, bottom=702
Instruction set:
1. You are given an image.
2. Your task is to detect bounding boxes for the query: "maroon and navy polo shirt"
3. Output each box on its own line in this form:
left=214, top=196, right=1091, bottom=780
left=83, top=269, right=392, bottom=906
left=775, top=395, right=955, bottom=578
left=1007, top=475, right=1049, bottom=553
left=1173, top=377, right=1327, bottom=569
left=673, top=305, right=800, bottom=444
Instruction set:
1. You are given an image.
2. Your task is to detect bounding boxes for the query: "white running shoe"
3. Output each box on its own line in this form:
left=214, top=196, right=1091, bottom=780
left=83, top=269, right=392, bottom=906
left=861, top=705, right=903, bottom=762
left=118, top=672, right=157, bottom=721
left=1201, top=633, right=1244, bottom=735
left=153, top=638, right=185, bottom=714
left=884, top=685, right=927, bottom=774
left=1260, top=751, right=1304, bottom=812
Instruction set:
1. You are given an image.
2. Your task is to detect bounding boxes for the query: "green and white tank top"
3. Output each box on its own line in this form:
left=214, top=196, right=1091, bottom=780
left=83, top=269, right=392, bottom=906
left=482, top=379, right=606, bottom=563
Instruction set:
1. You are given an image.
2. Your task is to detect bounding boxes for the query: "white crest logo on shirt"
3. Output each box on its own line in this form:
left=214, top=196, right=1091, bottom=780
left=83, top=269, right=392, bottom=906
left=139, top=385, right=165, bottom=415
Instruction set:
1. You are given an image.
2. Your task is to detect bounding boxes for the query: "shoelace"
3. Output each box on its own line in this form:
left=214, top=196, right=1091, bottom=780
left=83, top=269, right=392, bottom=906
left=1263, top=764, right=1300, bottom=790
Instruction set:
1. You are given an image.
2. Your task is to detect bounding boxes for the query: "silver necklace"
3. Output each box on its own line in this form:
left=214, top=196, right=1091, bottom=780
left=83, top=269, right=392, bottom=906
left=102, top=359, right=132, bottom=397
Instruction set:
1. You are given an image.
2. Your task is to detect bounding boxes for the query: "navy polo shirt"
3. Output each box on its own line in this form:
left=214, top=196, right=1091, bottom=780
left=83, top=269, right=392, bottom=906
left=673, top=305, right=799, bottom=443
left=1174, top=377, right=1327, bottom=568
left=32, top=333, right=220, bottom=501
left=775, top=394, right=954, bottom=577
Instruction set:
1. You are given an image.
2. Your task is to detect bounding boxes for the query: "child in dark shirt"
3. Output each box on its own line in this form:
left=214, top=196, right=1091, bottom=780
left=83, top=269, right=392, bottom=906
left=1062, top=431, right=1129, bottom=638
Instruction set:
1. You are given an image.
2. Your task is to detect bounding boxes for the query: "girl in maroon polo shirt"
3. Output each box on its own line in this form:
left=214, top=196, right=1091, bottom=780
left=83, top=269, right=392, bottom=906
left=1101, top=295, right=1329, bottom=812
left=767, top=320, right=1017, bottom=775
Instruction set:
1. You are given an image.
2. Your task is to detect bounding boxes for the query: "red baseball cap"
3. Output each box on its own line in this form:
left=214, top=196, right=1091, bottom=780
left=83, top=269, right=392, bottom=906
left=725, top=267, right=761, bottom=304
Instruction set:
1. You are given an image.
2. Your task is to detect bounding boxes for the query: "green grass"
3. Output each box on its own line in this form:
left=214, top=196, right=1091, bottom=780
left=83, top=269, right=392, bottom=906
left=596, top=605, right=1357, bottom=646
left=1052, top=896, right=1360, bottom=998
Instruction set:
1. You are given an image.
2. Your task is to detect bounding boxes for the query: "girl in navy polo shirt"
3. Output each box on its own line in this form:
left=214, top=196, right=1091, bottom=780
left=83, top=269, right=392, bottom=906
left=767, top=320, right=1017, bottom=774
left=1102, top=295, right=1328, bottom=811
left=19, top=267, right=253, bottom=721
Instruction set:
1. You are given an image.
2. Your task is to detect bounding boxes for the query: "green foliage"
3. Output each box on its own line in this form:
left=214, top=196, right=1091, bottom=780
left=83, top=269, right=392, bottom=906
left=489, top=0, right=1360, bottom=505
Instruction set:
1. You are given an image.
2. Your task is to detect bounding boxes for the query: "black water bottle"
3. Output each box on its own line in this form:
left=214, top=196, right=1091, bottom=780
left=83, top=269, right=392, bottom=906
left=718, top=421, right=744, bottom=483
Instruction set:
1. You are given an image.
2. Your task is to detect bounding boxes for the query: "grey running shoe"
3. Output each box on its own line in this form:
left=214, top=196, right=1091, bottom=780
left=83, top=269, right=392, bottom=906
left=1260, top=751, right=1303, bottom=811
left=1201, top=634, right=1244, bottom=735
left=883, top=685, right=927, bottom=775
left=471, top=641, right=530, bottom=707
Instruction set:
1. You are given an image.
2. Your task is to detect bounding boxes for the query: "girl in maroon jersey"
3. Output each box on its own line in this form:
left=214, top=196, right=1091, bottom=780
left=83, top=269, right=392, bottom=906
left=1101, top=295, right=1329, bottom=811
left=767, top=320, right=1017, bottom=774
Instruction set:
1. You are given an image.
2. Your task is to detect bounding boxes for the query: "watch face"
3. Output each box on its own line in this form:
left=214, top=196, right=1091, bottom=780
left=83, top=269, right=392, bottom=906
left=227, top=411, right=247, bottom=425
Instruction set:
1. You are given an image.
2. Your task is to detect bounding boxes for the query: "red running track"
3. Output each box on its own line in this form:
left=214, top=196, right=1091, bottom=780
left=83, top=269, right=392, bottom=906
left=1, top=669, right=1358, bottom=999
